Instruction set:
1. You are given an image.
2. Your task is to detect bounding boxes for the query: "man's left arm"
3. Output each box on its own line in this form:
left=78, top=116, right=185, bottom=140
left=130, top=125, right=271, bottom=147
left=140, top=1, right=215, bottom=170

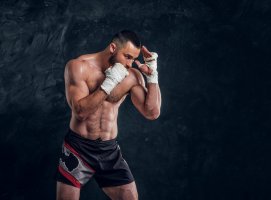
left=130, top=46, right=161, bottom=120
left=130, top=80, right=161, bottom=120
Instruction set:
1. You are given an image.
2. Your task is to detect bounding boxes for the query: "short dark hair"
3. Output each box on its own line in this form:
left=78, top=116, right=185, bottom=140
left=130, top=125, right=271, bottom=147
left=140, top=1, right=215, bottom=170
left=111, top=30, right=141, bottom=48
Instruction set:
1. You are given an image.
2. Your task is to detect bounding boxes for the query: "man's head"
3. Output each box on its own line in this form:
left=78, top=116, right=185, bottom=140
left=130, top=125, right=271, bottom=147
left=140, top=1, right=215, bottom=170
left=108, top=30, right=141, bottom=68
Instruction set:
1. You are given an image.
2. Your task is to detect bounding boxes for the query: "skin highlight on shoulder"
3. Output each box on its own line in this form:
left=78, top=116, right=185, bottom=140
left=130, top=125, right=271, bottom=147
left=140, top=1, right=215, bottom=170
left=128, top=67, right=146, bottom=87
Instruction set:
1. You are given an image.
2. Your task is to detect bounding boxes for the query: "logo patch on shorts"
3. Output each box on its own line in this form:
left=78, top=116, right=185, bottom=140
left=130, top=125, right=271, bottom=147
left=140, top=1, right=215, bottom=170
left=58, top=143, right=94, bottom=185
left=60, top=149, right=79, bottom=172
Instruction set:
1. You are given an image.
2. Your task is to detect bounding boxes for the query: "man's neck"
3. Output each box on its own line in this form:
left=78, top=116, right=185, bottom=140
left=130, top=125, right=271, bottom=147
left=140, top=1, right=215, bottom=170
left=97, top=48, right=111, bottom=72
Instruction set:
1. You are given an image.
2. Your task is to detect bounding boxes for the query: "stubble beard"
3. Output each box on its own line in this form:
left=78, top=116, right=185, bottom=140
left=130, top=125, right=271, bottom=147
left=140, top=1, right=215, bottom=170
left=108, top=52, right=118, bottom=66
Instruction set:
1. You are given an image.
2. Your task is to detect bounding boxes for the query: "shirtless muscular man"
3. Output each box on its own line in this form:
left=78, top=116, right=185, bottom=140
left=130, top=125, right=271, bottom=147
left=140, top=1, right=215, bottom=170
left=55, top=30, right=161, bottom=200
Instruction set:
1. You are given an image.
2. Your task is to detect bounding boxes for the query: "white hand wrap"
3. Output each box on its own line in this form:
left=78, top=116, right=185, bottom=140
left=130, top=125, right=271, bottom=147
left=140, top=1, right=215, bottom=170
left=101, top=63, right=129, bottom=95
left=143, top=52, right=158, bottom=83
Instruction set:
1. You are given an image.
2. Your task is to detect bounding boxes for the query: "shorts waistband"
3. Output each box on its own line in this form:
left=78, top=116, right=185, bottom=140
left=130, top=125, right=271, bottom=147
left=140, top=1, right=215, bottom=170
left=66, top=128, right=117, bottom=147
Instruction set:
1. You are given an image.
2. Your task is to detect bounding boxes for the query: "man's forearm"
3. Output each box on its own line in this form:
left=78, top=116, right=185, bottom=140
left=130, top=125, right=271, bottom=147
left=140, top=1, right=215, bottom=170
left=74, top=88, right=108, bottom=121
left=144, top=83, right=161, bottom=119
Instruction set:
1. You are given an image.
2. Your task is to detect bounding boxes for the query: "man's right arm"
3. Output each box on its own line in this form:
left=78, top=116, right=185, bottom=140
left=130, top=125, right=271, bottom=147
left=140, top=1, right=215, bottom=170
left=65, top=60, right=108, bottom=121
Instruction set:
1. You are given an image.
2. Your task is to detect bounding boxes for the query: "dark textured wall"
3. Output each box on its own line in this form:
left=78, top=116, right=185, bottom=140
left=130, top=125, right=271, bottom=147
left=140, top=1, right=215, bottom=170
left=0, top=0, right=270, bottom=199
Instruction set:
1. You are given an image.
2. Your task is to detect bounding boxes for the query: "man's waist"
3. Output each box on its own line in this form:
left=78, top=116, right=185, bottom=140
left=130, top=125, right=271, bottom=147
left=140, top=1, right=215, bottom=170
left=65, top=128, right=118, bottom=149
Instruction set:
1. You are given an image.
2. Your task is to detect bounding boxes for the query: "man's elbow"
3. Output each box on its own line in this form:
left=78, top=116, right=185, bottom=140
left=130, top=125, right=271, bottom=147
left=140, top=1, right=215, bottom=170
left=145, top=109, right=160, bottom=120
left=74, top=112, right=87, bottom=121
left=73, top=104, right=88, bottom=121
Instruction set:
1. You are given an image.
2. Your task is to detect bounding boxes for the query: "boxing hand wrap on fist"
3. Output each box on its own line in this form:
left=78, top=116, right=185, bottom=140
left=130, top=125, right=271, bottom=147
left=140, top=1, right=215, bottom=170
left=101, top=63, right=129, bottom=95
left=143, top=52, right=158, bottom=84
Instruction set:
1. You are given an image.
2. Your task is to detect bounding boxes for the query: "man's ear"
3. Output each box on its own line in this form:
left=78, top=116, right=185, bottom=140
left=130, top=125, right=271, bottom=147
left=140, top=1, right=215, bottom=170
left=109, top=43, right=117, bottom=54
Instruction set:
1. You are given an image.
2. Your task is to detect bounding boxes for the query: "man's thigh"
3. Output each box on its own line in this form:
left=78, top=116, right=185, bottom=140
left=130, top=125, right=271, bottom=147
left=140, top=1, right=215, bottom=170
left=102, top=181, right=138, bottom=200
left=56, top=181, right=80, bottom=200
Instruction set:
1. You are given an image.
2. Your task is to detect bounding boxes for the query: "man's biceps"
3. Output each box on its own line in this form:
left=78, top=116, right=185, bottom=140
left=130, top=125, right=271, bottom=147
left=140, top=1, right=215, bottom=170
left=69, top=81, right=89, bottom=94
left=131, top=84, right=147, bottom=94
left=131, top=85, right=146, bottom=104
left=131, top=90, right=147, bottom=117
left=67, top=85, right=88, bottom=103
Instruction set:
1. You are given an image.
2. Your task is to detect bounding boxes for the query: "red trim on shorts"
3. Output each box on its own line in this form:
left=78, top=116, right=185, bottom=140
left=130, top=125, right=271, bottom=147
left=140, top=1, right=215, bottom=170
left=58, top=165, right=81, bottom=188
left=63, top=142, right=96, bottom=172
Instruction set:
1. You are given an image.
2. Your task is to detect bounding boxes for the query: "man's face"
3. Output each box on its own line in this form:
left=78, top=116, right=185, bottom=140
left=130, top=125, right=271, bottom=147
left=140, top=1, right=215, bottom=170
left=109, top=41, right=140, bottom=68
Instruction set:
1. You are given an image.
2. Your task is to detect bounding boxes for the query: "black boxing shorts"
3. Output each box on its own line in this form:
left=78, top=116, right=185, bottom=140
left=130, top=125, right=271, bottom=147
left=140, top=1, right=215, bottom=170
left=55, top=128, right=134, bottom=188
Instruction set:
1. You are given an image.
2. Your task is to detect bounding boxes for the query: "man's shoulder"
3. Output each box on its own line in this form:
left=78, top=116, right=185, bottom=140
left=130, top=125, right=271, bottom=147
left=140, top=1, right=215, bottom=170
left=65, top=58, right=80, bottom=70
left=65, top=56, right=98, bottom=75
left=128, top=67, right=145, bottom=86
left=64, top=58, right=92, bottom=82
left=65, top=58, right=89, bottom=70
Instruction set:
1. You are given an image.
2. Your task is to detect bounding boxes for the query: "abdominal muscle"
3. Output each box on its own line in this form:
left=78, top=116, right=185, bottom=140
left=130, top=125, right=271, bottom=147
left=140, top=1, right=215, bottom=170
left=69, top=99, right=124, bottom=141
